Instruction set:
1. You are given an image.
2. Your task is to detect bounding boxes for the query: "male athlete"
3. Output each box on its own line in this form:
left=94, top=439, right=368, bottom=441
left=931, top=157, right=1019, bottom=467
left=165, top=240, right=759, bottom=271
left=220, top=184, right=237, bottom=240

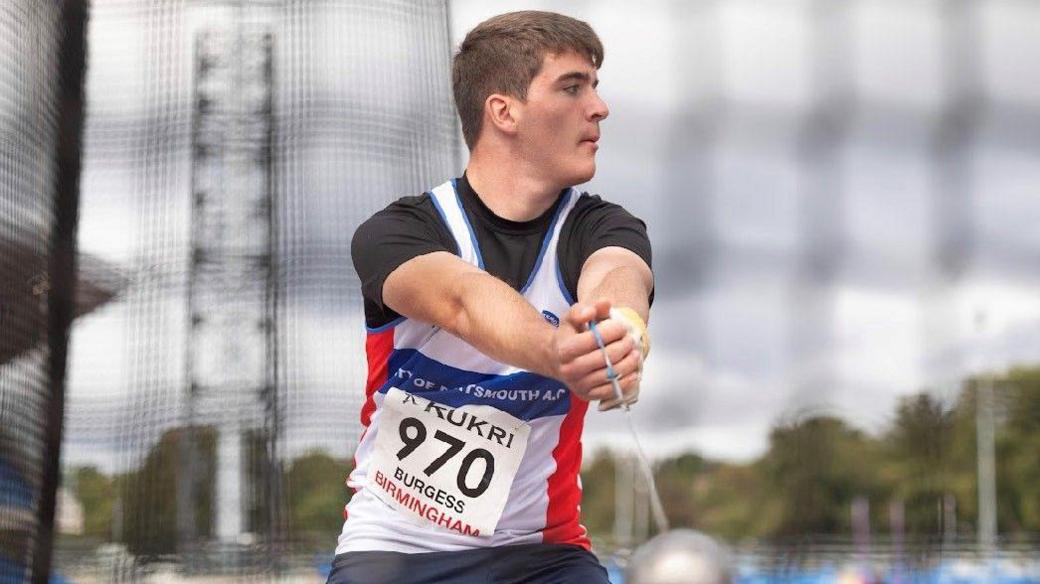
left=329, top=11, right=653, bottom=583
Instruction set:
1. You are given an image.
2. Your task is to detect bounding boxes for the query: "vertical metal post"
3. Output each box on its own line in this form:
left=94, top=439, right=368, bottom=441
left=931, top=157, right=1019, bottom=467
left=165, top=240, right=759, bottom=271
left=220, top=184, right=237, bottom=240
left=633, top=455, right=650, bottom=545
left=943, top=492, right=957, bottom=543
left=976, top=372, right=997, bottom=550
left=889, top=500, right=905, bottom=569
left=851, top=496, right=870, bottom=558
left=35, top=0, right=87, bottom=581
left=186, top=23, right=275, bottom=556
left=614, top=452, right=633, bottom=549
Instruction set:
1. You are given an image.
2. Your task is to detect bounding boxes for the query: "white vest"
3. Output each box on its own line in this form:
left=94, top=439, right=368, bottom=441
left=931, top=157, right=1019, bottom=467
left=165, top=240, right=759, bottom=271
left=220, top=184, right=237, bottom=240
left=337, top=179, right=591, bottom=554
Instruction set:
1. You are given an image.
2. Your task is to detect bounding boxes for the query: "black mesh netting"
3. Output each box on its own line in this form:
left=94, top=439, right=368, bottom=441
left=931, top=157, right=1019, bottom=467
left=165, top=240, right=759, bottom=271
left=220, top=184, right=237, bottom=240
left=0, top=1, right=71, bottom=582
left=3, top=0, right=459, bottom=580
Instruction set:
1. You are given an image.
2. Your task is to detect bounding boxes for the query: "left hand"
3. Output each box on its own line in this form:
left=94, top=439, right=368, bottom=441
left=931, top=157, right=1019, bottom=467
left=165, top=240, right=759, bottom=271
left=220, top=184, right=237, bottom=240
left=594, top=307, right=647, bottom=411
left=553, top=300, right=642, bottom=404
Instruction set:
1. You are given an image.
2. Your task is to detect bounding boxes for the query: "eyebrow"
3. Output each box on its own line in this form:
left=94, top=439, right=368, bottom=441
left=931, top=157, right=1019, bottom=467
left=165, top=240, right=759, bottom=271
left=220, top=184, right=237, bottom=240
left=555, top=71, right=599, bottom=88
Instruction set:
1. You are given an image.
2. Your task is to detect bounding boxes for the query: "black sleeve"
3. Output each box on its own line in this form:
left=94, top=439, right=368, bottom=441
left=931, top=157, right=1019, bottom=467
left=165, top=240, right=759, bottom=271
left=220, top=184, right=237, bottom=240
left=558, top=194, right=654, bottom=305
left=351, top=194, right=458, bottom=326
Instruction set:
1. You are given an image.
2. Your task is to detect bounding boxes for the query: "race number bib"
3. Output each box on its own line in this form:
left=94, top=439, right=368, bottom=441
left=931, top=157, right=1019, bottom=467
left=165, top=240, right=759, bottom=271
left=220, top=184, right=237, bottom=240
left=368, top=387, right=531, bottom=537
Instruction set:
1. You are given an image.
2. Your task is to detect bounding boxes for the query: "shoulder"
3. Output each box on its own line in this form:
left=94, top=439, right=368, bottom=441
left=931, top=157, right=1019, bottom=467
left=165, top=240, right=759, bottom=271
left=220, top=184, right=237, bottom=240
left=351, top=191, right=459, bottom=327
left=353, top=194, right=455, bottom=246
left=566, top=192, right=647, bottom=228
left=557, top=190, right=653, bottom=301
left=356, top=193, right=441, bottom=233
left=562, top=192, right=650, bottom=247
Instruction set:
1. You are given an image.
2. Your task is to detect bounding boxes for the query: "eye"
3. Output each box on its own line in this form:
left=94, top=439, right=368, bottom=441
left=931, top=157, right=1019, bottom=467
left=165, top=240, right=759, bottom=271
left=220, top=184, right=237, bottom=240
left=564, top=85, right=580, bottom=95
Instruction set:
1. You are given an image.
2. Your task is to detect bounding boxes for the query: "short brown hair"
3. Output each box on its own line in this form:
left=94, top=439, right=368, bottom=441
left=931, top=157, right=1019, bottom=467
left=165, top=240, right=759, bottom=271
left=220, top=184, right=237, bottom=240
left=452, top=11, right=604, bottom=150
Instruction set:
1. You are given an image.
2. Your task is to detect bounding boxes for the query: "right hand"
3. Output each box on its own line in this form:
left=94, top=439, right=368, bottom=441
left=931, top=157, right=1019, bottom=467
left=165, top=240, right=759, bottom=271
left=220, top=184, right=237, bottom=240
left=552, top=300, right=643, bottom=404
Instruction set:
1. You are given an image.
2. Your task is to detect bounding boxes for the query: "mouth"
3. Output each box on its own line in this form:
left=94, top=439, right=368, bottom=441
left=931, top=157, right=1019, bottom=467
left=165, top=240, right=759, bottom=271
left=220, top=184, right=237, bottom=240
left=581, top=136, right=600, bottom=148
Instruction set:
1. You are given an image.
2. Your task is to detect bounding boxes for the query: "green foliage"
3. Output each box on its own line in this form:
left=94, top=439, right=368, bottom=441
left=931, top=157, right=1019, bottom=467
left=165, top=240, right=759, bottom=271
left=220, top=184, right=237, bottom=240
left=286, top=450, right=351, bottom=551
left=884, top=393, right=957, bottom=533
left=762, top=414, right=885, bottom=536
left=68, top=442, right=349, bottom=555
left=121, top=425, right=216, bottom=556
left=578, top=449, right=616, bottom=538
left=62, top=365, right=1040, bottom=551
left=697, top=460, right=780, bottom=540
left=72, top=466, right=114, bottom=539
left=579, top=364, right=1040, bottom=543
left=655, top=453, right=713, bottom=529
left=996, top=368, right=1040, bottom=530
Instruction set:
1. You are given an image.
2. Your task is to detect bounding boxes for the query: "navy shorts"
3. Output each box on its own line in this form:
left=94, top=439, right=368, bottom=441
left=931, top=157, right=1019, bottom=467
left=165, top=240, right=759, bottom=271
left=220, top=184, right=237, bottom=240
left=326, top=543, right=610, bottom=584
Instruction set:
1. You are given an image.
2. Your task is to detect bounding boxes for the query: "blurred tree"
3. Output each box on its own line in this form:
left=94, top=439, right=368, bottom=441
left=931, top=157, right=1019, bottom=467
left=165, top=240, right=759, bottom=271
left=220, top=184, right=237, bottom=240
left=943, top=368, right=1040, bottom=535
left=286, top=450, right=350, bottom=551
left=71, top=466, right=114, bottom=540
left=121, top=425, right=215, bottom=556
left=762, top=414, right=884, bottom=536
left=654, top=453, right=712, bottom=528
left=578, top=448, right=615, bottom=539
left=244, top=427, right=282, bottom=540
left=581, top=449, right=777, bottom=542
left=996, top=367, right=1040, bottom=531
left=692, top=460, right=779, bottom=540
left=884, top=393, right=956, bottom=534
left=63, top=365, right=1040, bottom=555
left=576, top=366, right=1040, bottom=547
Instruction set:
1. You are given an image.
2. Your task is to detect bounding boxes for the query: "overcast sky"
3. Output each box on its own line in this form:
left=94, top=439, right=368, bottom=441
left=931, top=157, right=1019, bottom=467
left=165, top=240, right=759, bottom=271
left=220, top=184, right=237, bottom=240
left=59, top=0, right=1040, bottom=474
left=451, top=0, right=1040, bottom=460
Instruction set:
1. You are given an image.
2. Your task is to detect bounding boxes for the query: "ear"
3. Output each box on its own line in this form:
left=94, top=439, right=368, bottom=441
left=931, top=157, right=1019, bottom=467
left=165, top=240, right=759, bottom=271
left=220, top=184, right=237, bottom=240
left=484, top=93, right=520, bottom=136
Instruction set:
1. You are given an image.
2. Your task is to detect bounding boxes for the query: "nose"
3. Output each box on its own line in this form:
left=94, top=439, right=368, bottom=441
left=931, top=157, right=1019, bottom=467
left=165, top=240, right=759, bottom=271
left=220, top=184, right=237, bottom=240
left=589, top=89, right=609, bottom=122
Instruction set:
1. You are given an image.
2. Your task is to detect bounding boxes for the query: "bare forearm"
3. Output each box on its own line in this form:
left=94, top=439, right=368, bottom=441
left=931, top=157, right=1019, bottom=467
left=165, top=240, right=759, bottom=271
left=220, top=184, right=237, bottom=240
left=582, top=265, right=651, bottom=323
left=447, top=272, right=559, bottom=378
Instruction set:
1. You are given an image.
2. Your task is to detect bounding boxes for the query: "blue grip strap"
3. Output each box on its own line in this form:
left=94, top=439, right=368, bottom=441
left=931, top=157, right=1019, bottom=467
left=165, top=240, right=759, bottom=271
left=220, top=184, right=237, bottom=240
left=587, top=320, right=619, bottom=381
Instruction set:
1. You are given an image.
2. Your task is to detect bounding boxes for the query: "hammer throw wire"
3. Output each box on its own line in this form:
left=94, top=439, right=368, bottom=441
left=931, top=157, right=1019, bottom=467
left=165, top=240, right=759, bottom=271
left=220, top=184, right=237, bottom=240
left=588, top=319, right=670, bottom=534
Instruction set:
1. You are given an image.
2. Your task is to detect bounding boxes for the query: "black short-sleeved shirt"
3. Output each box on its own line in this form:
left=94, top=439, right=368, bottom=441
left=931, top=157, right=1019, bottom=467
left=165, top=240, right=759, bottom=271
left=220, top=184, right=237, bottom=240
left=352, top=174, right=653, bottom=329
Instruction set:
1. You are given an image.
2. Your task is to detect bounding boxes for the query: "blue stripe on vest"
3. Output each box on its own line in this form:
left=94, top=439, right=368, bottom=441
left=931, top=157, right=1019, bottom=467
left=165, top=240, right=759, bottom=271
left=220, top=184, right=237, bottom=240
left=380, top=349, right=572, bottom=420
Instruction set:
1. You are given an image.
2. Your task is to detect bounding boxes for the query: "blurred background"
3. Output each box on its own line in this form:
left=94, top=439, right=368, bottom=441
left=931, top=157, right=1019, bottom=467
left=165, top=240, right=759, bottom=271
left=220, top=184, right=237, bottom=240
left=1, top=0, right=1038, bottom=582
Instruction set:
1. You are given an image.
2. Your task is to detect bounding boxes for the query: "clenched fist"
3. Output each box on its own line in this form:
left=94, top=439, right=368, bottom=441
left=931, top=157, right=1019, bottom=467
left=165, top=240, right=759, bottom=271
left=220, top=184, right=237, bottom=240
left=550, top=300, right=642, bottom=409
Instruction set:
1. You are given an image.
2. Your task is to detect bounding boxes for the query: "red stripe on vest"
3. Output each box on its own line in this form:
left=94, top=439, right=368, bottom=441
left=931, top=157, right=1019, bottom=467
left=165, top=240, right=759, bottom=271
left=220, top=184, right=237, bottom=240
left=361, top=328, right=395, bottom=427
left=542, top=394, right=591, bottom=550
left=345, top=327, right=397, bottom=515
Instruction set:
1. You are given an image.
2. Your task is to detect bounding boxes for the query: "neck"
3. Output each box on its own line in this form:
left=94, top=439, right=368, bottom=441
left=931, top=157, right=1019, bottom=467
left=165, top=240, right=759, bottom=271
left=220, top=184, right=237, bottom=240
left=464, top=143, right=564, bottom=222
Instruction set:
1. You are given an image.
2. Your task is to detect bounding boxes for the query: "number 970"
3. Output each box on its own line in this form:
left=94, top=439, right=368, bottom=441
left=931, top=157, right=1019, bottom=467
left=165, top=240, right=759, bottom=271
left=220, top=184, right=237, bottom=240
left=396, top=417, right=495, bottom=498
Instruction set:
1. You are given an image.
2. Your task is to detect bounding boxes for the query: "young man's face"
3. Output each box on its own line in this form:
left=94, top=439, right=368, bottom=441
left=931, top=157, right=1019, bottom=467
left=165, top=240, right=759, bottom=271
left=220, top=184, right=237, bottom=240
left=515, top=50, right=609, bottom=188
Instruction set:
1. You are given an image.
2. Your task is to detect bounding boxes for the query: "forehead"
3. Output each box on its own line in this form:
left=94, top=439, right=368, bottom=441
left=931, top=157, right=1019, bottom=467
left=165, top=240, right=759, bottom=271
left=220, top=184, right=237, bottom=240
left=535, top=50, right=598, bottom=82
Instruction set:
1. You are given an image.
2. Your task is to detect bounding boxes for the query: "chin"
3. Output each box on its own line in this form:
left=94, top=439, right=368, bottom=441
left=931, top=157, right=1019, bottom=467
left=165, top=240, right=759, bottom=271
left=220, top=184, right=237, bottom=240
left=566, top=162, right=596, bottom=186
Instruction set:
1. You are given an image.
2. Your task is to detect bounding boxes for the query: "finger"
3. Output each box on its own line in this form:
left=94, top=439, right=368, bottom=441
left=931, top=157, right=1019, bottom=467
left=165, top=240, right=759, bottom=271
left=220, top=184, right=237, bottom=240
left=603, top=392, right=632, bottom=411
left=564, top=302, right=597, bottom=330
left=557, top=321, right=627, bottom=362
left=600, top=393, right=640, bottom=411
left=588, top=370, right=641, bottom=406
left=589, top=317, right=631, bottom=346
left=598, top=387, right=639, bottom=411
left=568, top=346, right=640, bottom=390
left=561, top=336, right=634, bottom=380
left=596, top=373, right=641, bottom=411
left=591, top=299, right=611, bottom=321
